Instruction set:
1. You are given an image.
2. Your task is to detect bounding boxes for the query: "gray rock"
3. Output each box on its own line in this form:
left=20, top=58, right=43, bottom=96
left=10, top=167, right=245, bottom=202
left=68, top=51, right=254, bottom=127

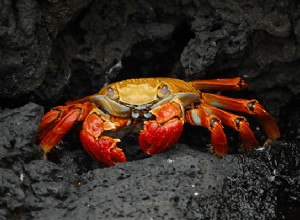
left=0, top=103, right=43, bottom=165
left=0, top=1, right=299, bottom=219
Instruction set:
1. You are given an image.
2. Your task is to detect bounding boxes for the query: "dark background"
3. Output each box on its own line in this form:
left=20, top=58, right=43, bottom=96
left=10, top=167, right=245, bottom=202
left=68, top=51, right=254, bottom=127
left=0, top=0, right=299, bottom=219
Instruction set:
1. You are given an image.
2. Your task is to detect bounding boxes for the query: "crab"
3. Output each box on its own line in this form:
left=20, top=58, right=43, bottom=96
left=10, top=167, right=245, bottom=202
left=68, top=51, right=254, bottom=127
left=37, top=77, right=280, bottom=166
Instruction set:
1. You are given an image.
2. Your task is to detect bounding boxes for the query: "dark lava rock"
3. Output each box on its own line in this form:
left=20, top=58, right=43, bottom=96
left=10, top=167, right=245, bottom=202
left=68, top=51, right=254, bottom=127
left=0, top=0, right=48, bottom=98
left=1, top=1, right=300, bottom=220
left=1, top=102, right=299, bottom=219
left=0, top=103, right=43, bottom=166
left=1, top=139, right=299, bottom=219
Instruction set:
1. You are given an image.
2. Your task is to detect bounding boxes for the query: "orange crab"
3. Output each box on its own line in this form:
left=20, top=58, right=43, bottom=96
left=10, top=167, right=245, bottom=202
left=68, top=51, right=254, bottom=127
left=37, top=77, right=280, bottom=166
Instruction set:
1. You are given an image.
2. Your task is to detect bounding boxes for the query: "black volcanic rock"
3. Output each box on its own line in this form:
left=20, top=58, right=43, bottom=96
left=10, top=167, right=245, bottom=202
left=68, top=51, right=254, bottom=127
left=0, top=1, right=299, bottom=219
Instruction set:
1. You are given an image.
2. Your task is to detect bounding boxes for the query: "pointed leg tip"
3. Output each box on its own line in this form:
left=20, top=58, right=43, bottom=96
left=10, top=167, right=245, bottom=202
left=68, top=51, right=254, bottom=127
left=208, top=144, right=228, bottom=157
left=110, top=147, right=126, bottom=164
left=263, top=139, right=273, bottom=147
left=213, top=150, right=228, bottom=157
left=43, top=152, right=48, bottom=160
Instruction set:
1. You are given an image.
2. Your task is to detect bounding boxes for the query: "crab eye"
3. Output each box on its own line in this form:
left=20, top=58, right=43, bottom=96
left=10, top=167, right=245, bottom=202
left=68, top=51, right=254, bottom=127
left=107, top=87, right=118, bottom=100
left=107, top=87, right=114, bottom=97
left=161, top=85, right=169, bottom=95
left=158, top=85, right=170, bottom=97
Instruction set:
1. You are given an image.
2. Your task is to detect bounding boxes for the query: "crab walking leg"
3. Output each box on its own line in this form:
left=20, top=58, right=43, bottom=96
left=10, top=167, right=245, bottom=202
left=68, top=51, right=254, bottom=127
left=185, top=106, right=228, bottom=156
left=190, top=77, right=248, bottom=91
left=38, top=102, right=95, bottom=156
left=201, top=103, right=259, bottom=149
left=80, top=108, right=130, bottom=166
left=201, top=93, right=280, bottom=140
left=139, top=99, right=185, bottom=155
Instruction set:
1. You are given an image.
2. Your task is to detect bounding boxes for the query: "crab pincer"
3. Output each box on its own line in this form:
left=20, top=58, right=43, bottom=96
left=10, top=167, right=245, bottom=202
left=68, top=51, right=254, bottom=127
left=80, top=110, right=126, bottom=166
left=80, top=132, right=126, bottom=166
left=139, top=100, right=184, bottom=154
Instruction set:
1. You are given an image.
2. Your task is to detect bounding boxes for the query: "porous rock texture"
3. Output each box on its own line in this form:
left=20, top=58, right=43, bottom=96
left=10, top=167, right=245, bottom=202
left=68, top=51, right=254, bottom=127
left=0, top=0, right=300, bottom=219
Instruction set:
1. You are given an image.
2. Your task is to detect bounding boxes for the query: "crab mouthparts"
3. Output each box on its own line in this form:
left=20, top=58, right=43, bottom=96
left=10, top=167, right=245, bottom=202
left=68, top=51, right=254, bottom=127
left=123, top=102, right=155, bottom=119
left=131, top=110, right=153, bottom=119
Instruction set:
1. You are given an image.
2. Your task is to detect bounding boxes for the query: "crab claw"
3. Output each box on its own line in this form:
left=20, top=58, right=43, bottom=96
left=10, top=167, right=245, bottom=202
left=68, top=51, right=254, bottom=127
left=139, top=118, right=184, bottom=155
left=80, top=131, right=126, bottom=166
left=139, top=100, right=185, bottom=155
left=79, top=109, right=126, bottom=166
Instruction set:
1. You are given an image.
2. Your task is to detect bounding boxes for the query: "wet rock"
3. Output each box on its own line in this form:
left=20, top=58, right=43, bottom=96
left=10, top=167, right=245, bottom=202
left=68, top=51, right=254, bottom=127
left=218, top=142, right=299, bottom=219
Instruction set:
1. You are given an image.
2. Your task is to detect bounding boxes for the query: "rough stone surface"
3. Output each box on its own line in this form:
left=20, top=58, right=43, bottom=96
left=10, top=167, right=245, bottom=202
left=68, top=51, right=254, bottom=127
left=0, top=0, right=48, bottom=98
left=0, top=0, right=300, bottom=219
left=0, top=103, right=43, bottom=166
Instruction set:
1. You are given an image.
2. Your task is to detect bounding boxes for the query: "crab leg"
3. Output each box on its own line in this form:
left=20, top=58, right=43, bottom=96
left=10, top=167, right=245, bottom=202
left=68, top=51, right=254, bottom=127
left=185, top=105, right=228, bottom=156
left=202, top=93, right=280, bottom=140
left=38, top=102, right=95, bottom=155
left=190, top=77, right=248, bottom=91
left=38, top=101, right=129, bottom=166
left=201, top=103, right=259, bottom=149
left=139, top=99, right=184, bottom=155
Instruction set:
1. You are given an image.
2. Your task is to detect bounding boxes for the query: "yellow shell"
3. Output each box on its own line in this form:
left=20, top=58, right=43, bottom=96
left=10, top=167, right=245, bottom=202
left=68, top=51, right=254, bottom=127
left=99, top=78, right=199, bottom=106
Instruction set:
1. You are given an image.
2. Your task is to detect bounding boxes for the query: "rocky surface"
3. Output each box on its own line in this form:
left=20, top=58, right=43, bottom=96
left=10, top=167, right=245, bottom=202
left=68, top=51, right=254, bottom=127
left=1, top=0, right=300, bottom=219
left=0, top=103, right=299, bottom=219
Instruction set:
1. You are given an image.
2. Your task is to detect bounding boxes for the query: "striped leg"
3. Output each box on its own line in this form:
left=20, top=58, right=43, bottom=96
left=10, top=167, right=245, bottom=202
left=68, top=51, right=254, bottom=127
left=201, top=103, right=259, bottom=149
left=185, top=106, right=228, bottom=157
left=202, top=93, right=280, bottom=141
